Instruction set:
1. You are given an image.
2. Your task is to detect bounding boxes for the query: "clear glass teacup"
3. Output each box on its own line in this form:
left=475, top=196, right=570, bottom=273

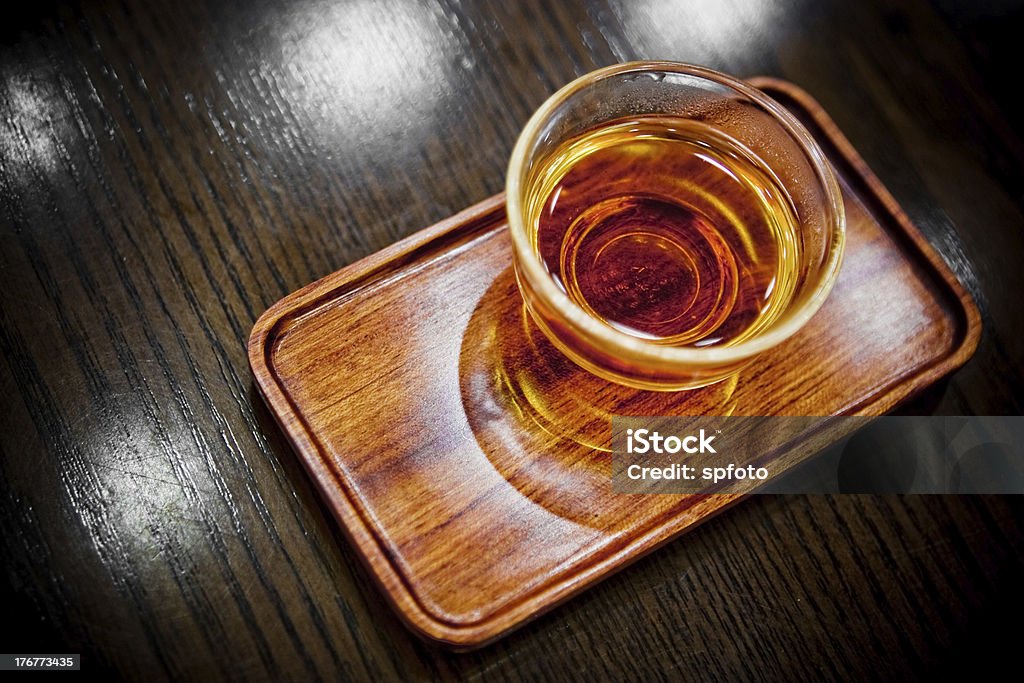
left=506, top=62, right=845, bottom=391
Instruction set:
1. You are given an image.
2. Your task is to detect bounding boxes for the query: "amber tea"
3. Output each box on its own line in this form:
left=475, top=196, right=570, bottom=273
left=508, top=63, right=845, bottom=390
left=530, top=117, right=801, bottom=348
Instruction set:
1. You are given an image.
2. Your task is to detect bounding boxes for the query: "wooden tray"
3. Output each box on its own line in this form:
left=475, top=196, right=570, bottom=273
left=248, top=79, right=980, bottom=648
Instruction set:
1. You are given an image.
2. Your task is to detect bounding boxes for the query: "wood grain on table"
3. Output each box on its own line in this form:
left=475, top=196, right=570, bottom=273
left=1, top=0, right=1022, bottom=680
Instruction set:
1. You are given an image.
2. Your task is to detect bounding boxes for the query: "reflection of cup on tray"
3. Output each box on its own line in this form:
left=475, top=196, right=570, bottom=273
left=506, top=62, right=846, bottom=390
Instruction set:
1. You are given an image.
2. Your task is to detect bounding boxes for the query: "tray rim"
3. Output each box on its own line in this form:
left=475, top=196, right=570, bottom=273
left=247, top=78, right=982, bottom=648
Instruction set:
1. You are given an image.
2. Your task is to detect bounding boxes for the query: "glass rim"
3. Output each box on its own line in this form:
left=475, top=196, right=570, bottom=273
left=505, top=60, right=846, bottom=370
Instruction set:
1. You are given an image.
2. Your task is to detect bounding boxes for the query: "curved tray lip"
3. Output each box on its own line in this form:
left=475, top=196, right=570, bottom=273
left=247, top=194, right=510, bottom=647
left=247, top=79, right=982, bottom=648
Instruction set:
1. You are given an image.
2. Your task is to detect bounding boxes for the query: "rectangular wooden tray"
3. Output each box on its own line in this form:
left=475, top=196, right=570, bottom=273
left=248, top=79, right=980, bottom=648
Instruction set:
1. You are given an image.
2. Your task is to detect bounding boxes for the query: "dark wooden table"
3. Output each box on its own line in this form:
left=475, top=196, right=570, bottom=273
left=2, top=0, right=1022, bottom=679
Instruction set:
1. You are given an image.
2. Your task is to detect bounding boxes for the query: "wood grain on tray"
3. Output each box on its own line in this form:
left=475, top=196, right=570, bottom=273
left=248, top=79, right=980, bottom=648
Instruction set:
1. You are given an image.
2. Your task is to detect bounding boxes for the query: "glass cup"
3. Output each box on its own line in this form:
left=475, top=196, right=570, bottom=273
left=506, top=62, right=845, bottom=391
